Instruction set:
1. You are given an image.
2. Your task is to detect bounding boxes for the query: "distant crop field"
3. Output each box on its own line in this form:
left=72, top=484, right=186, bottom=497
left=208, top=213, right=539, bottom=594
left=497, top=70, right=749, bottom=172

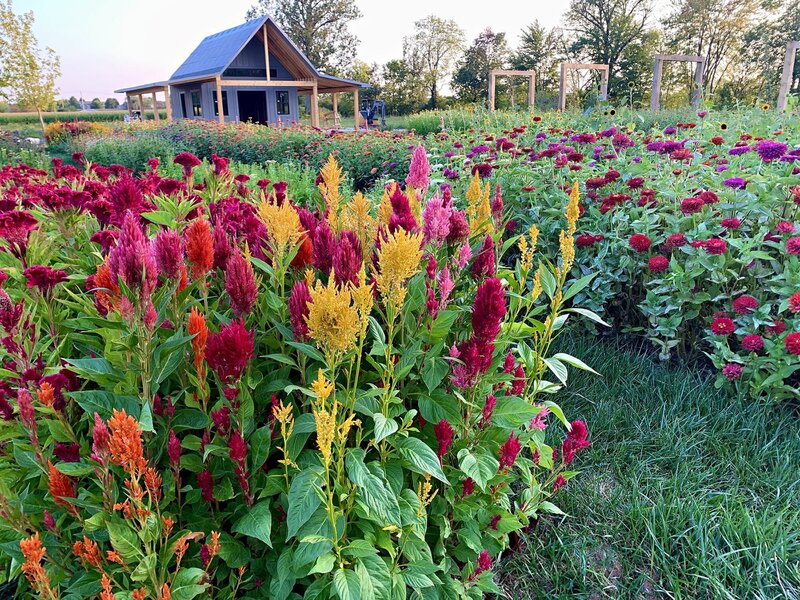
left=0, top=109, right=167, bottom=125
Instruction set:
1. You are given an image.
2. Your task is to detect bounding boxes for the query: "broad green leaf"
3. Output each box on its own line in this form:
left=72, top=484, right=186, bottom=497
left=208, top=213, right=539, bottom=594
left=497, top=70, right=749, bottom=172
left=372, top=413, right=398, bottom=443
left=286, top=467, right=323, bottom=540
left=394, top=437, right=448, bottom=483
left=69, top=391, right=140, bottom=421
left=107, top=519, right=142, bottom=562
left=566, top=307, right=610, bottom=327
left=232, top=500, right=272, bottom=547
left=308, top=552, right=336, bottom=575
left=552, top=352, right=599, bottom=375
left=249, top=425, right=272, bottom=472
left=130, top=553, right=156, bottom=582
left=544, top=357, right=568, bottom=385
left=421, top=357, right=449, bottom=392
left=333, top=568, right=361, bottom=600
left=457, top=449, right=499, bottom=491
left=345, top=448, right=401, bottom=526
left=170, top=567, right=207, bottom=600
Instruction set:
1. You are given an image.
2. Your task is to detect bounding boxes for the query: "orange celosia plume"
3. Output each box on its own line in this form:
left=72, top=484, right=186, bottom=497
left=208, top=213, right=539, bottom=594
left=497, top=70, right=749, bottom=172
left=107, top=409, right=147, bottom=476
left=20, top=532, right=55, bottom=597
left=187, top=307, right=208, bottom=374
left=48, top=461, right=76, bottom=507
left=185, top=219, right=214, bottom=280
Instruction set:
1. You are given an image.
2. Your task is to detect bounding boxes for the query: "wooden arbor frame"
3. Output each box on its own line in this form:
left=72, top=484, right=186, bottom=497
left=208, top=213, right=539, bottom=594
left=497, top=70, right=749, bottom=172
left=777, top=41, right=800, bottom=112
left=650, top=54, right=705, bottom=110
left=488, top=70, right=536, bottom=112
left=558, top=63, right=609, bottom=111
left=124, top=85, right=172, bottom=123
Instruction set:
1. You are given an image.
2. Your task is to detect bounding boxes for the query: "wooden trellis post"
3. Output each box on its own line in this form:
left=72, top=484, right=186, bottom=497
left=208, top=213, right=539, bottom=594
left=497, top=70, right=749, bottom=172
left=488, top=70, right=537, bottom=112
left=650, top=54, right=706, bottom=110
left=777, top=41, right=800, bottom=112
left=558, top=63, right=609, bottom=111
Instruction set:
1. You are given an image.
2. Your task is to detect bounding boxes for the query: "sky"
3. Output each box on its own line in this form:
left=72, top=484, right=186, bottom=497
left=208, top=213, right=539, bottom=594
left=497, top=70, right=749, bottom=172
left=18, top=0, right=572, bottom=100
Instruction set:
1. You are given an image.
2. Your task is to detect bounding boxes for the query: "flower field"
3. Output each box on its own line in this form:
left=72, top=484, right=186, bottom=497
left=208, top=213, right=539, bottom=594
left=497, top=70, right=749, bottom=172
left=0, top=147, right=599, bottom=598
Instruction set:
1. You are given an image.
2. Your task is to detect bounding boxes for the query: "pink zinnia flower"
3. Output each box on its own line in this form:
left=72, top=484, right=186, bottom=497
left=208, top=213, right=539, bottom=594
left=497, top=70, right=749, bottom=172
left=711, top=317, right=735, bottom=336
left=789, top=292, right=800, bottom=313
left=722, top=363, right=743, bottom=380
left=648, top=255, right=669, bottom=273
left=785, top=332, right=800, bottom=355
left=705, top=238, right=727, bottom=255
left=741, top=334, right=763, bottom=352
left=629, top=234, right=651, bottom=253
left=732, top=295, right=758, bottom=315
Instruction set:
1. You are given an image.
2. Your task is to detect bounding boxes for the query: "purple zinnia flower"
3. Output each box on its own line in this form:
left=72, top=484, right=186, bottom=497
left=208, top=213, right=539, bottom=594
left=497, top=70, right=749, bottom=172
left=723, top=177, right=747, bottom=189
left=754, top=139, right=787, bottom=162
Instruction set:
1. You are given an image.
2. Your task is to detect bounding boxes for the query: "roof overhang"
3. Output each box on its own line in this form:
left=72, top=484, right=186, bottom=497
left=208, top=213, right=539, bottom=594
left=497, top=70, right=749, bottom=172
left=114, top=81, right=170, bottom=95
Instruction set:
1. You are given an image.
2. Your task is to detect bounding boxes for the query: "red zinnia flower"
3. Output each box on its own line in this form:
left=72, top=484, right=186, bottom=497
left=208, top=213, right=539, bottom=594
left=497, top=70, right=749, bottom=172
left=498, top=432, right=521, bottom=470
left=789, top=292, right=800, bottom=313
left=722, top=363, right=743, bottom=380
left=741, top=334, right=763, bottom=352
left=628, top=234, right=651, bottom=253
left=663, top=233, right=687, bottom=251
left=434, top=419, right=454, bottom=459
left=766, top=320, right=786, bottom=335
left=648, top=255, right=669, bottom=273
left=704, top=238, right=727, bottom=255
left=680, top=197, right=704, bottom=214
left=787, top=237, right=800, bottom=256
left=732, top=295, right=758, bottom=315
left=785, top=332, right=800, bottom=355
left=720, top=218, right=741, bottom=230
left=711, top=317, right=735, bottom=336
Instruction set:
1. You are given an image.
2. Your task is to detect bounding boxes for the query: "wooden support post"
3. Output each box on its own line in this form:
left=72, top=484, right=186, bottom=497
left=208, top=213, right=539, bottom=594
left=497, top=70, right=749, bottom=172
left=600, top=69, right=609, bottom=101
left=488, top=71, right=496, bottom=112
left=527, top=74, right=536, bottom=110
left=137, top=94, right=145, bottom=119
left=164, top=87, right=172, bottom=122
left=215, top=77, right=224, bottom=124
left=126, top=95, right=132, bottom=119
left=263, top=24, right=271, bottom=81
left=691, top=60, right=705, bottom=109
left=332, top=92, right=339, bottom=128
left=311, top=83, right=320, bottom=128
left=353, top=87, right=360, bottom=131
left=152, top=92, right=159, bottom=123
left=650, top=58, right=663, bottom=110
left=777, top=42, right=799, bottom=112
left=558, top=64, right=567, bottom=111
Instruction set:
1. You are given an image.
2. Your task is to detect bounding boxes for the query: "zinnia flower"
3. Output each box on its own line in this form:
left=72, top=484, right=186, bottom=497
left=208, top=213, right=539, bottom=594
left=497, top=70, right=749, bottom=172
left=722, top=363, right=743, bottom=380
left=741, top=334, right=763, bottom=352
left=732, top=295, right=758, bottom=315
left=711, top=317, right=735, bottom=335
left=206, top=319, right=254, bottom=383
left=785, top=332, right=800, bottom=355
left=787, top=237, right=800, bottom=256
left=754, top=139, right=787, bottom=162
left=629, top=234, right=651, bottom=253
left=648, top=255, right=669, bottom=273
left=788, top=292, right=800, bottom=313
left=704, top=238, right=727, bottom=255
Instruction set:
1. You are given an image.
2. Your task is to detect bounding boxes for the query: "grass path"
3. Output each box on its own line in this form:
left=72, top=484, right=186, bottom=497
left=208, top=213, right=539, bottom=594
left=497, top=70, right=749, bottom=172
left=501, top=336, right=800, bottom=599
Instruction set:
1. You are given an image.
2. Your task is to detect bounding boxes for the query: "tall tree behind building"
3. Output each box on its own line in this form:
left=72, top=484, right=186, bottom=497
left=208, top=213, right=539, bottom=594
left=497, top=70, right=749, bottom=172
left=403, top=16, right=465, bottom=109
left=246, top=0, right=362, bottom=75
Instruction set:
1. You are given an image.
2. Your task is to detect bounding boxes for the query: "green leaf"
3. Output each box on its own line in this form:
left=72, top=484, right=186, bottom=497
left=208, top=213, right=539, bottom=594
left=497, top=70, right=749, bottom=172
left=345, top=448, right=401, bottom=526
left=64, top=357, right=116, bottom=380
left=54, top=462, right=94, bottom=477
left=232, top=500, right=272, bottom=547
left=69, top=391, right=140, bottom=421
left=491, top=396, right=539, bottom=428
left=170, top=567, right=207, bottom=600
left=563, top=273, right=597, bottom=301
left=566, top=307, right=610, bottom=327
left=107, top=519, right=142, bottom=562
left=457, top=449, right=499, bottom=491
left=539, top=263, right=556, bottom=299
left=421, top=357, right=449, bottom=393
left=333, top=568, right=362, bottom=600
left=286, top=468, right=322, bottom=540
left=308, top=552, right=336, bottom=575
left=139, top=399, right=154, bottom=433
left=372, top=413, right=398, bottom=443
left=394, top=437, right=448, bottom=483
left=544, top=357, right=568, bottom=385
left=552, top=352, right=599, bottom=375
left=130, top=553, right=156, bottom=582
left=250, top=425, right=272, bottom=472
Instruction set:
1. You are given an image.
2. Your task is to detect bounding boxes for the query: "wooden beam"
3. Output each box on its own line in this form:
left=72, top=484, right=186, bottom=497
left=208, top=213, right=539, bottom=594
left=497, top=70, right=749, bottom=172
left=353, top=87, right=360, bottom=131
left=527, top=74, right=536, bottom=110
left=163, top=86, right=172, bottom=122
left=650, top=58, right=663, bottom=110
left=137, top=94, right=144, bottom=119
left=152, top=92, right=160, bottom=123
left=490, top=69, right=538, bottom=77
left=310, top=83, right=319, bottom=128
left=263, top=24, right=271, bottom=81
left=599, top=69, right=609, bottom=101
left=488, top=71, right=496, bottom=112
left=692, top=60, right=705, bottom=109
left=126, top=95, right=132, bottom=119
left=777, top=41, right=800, bottom=112
left=332, top=92, right=339, bottom=128
left=655, top=54, right=704, bottom=63
left=215, top=76, right=224, bottom=124
left=559, top=63, right=567, bottom=111
left=218, top=79, right=314, bottom=88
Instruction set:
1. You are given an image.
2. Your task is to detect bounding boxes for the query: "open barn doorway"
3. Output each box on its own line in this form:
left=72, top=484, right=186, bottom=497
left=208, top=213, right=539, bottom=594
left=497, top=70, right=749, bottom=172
left=238, top=90, right=268, bottom=124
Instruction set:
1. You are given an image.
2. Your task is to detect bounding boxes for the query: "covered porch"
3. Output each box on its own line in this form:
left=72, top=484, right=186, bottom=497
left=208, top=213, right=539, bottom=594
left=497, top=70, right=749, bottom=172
left=116, top=81, right=172, bottom=122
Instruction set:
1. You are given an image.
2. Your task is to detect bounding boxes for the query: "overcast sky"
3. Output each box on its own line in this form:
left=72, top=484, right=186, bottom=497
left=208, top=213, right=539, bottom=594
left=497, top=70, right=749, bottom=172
left=18, top=0, right=572, bottom=100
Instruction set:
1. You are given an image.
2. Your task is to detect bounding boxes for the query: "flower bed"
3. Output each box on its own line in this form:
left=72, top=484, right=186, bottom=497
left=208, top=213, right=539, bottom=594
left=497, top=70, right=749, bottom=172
left=0, top=149, right=596, bottom=598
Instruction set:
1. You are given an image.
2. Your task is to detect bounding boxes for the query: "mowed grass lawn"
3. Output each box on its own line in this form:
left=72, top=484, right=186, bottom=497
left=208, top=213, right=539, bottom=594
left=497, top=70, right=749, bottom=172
left=501, top=336, right=800, bottom=599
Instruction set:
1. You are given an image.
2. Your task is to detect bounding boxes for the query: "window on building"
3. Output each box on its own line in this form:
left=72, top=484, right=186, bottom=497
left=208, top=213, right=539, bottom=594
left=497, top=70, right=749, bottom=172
left=276, top=90, right=290, bottom=115
left=191, top=91, right=202, bottom=117
left=213, top=90, right=229, bottom=116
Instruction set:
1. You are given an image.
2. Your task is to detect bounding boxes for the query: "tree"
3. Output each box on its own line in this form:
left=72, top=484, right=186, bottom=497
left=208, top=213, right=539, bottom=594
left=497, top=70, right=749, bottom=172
left=0, top=1, right=60, bottom=130
left=403, top=16, right=465, bottom=108
left=565, top=0, right=653, bottom=101
left=105, top=97, right=120, bottom=109
left=90, top=97, right=103, bottom=109
left=511, top=21, right=566, bottom=92
left=66, top=95, right=80, bottom=110
left=663, top=0, right=765, bottom=93
left=381, top=59, right=426, bottom=115
left=245, top=0, right=361, bottom=75
left=451, top=29, right=509, bottom=104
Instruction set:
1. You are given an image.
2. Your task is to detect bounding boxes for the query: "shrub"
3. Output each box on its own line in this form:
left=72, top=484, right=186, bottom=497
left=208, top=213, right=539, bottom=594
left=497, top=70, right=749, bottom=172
left=0, top=151, right=596, bottom=598
left=83, top=134, right=179, bottom=172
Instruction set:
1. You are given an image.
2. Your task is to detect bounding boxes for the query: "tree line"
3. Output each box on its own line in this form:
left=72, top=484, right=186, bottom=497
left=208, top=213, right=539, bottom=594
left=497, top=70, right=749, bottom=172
left=249, top=0, right=800, bottom=113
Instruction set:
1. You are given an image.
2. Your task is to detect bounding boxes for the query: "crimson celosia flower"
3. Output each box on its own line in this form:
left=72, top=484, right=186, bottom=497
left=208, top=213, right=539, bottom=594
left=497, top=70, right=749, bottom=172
left=446, top=210, right=469, bottom=243
left=471, top=235, right=496, bottom=279
left=174, top=152, right=201, bottom=178
left=628, top=234, right=651, bottom=253
left=473, top=550, right=491, bottom=577
left=472, top=277, right=506, bottom=344
left=0, top=210, right=38, bottom=259
left=228, top=430, right=247, bottom=463
left=388, top=186, right=418, bottom=233
left=332, top=231, right=363, bottom=287
left=498, top=432, right=521, bottom=471
left=553, top=474, right=566, bottom=491
left=434, top=419, right=454, bottom=459
left=711, top=317, right=735, bottom=336
left=225, top=250, right=258, bottom=318
left=480, top=394, right=496, bottom=428
left=741, top=334, right=763, bottom=352
left=167, top=430, right=181, bottom=468
left=206, top=319, right=254, bottom=383
left=461, top=477, right=475, bottom=498
left=153, top=230, right=184, bottom=280
left=722, top=363, right=743, bottom=380
left=91, top=412, right=110, bottom=461
left=288, top=280, right=312, bottom=341
left=785, top=332, right=800, bottom=355
left=197, top=469, right=214, bottom=502
left=23, top=265, right=68, bottom=298
left=54, top=442, right=80, bottom=463
left=561, top=420, right=590, bottom=465
left=211, top=153, right=230, bottom=177
left=648, top=255, right=669, bottom=273
left=732, top=295, right=759, bottom=315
